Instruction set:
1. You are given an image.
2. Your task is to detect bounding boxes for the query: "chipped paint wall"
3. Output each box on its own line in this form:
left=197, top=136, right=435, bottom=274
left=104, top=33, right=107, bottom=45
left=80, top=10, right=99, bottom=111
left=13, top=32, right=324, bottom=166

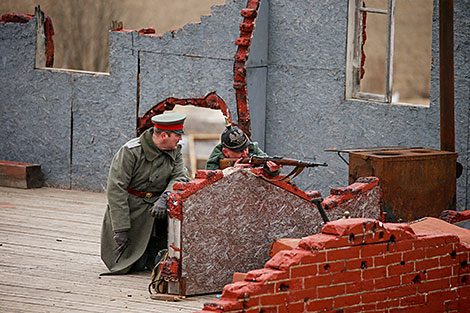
left=0, top=0, right=468, bottom=210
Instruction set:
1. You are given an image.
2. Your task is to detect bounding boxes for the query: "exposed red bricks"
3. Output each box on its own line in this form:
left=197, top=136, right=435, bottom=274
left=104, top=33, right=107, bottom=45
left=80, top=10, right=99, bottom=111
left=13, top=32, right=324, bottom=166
left=1, top=12, right=54, bottom=67
left=233, top=0, right=261, bottom=138
left=1, top=13, right=34, bottom=24
left=138, top=27, right=156, bottom=35
left=43, top=15, right=54, bottom=66
left=194, top=217, right=470, bottom=313
left=322, top=176, right=379, bottom=210
left=270, top=238, right=302, bottom=258
left=137, top=92, right=232, bottom=135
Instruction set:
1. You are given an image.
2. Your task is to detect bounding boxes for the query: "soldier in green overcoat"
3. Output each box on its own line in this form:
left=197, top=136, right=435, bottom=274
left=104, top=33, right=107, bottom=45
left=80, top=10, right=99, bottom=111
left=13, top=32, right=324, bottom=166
left=101, top=112, right=189, bottom=274
left=205, top=125, right=281, bottom=175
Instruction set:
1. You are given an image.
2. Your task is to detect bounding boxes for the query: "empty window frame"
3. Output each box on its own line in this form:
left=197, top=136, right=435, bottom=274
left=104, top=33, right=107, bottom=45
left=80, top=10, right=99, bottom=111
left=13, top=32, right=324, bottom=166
left=346, top=0, right=433, bottom=106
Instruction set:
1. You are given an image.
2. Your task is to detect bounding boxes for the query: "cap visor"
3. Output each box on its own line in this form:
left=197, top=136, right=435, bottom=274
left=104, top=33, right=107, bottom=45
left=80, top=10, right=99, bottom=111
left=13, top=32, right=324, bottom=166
left=228, top=140, right=250, bottom=152
left=172, top=129, right=184, bottom=135
left=156, top=128, right=184, bottom=135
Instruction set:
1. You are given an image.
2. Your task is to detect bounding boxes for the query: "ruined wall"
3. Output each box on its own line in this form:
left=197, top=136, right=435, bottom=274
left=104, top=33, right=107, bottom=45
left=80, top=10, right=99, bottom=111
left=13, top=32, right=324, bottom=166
left=135, top=1, right=244, bottom=117
left=0, top=1, right=245, bottom=190
left=0, top=19, right=71, bottom=187
left=263, top=0, right=469, bottom=211
left=0, top=0, right=468, bottom=210
left=196, top=218, right=470, bottom=313
left=168, top=169, right=381, bottom=295
left=0, top=18, right=136, bottom=189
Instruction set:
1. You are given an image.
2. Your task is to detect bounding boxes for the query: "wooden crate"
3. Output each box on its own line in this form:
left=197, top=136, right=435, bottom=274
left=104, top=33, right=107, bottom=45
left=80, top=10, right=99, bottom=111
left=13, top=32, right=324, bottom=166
left=349, top=148, right=457, bottom=222
left=0, top=160, right=43, bottom=188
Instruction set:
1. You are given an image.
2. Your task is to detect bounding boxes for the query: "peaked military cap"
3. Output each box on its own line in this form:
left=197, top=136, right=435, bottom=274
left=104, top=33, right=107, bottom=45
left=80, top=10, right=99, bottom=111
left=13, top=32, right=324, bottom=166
left=151, top=112, right=187, bottom=135
left=221, top=125, right=250, bottom=152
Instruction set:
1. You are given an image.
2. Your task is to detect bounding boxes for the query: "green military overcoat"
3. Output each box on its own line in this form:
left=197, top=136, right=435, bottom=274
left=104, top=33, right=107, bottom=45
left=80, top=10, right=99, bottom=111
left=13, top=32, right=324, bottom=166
left=101, top=128, right=189, bottom=274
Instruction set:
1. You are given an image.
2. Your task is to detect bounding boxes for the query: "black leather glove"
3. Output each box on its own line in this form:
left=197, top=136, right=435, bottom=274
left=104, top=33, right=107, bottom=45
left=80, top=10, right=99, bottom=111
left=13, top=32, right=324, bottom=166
left=113, top=231, right=129, bottom=252
left=150, top=192, right=169, bottom=219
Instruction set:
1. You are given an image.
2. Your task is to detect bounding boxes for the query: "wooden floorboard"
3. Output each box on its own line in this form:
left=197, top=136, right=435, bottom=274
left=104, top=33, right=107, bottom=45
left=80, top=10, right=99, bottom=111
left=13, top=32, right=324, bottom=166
left=0, top=186, right=216, bottom=313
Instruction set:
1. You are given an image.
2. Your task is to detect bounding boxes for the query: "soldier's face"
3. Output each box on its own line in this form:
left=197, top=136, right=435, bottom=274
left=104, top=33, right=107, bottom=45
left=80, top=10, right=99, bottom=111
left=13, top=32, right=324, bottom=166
left=223, top=147, right=249, bottom=158
left=160, top=132, right=182, bottom=150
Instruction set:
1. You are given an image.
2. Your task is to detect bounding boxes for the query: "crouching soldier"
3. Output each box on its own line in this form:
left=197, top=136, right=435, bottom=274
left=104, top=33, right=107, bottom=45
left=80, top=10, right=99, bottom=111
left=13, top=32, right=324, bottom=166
left=100, top=112, right=189, bottom=274
left=205, top=124, right=281, bottom=175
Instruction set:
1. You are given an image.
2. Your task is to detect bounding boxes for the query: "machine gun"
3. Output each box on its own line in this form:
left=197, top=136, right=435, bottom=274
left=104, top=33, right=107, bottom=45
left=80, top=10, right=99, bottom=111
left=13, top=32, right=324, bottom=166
left=219, top=155, right=328, bottom=181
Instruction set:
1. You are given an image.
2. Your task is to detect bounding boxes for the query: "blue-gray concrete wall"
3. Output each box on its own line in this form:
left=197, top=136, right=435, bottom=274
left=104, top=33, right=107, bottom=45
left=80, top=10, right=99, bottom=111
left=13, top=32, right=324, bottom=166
left=0, top=19, right=137, bottom=190
left=0, top=20, right=72, bottom=188
left=0, top=0, right=468, bottom=210
left=0, top=1, right=244, bottom=191
left=452, top=0, right=470, bottom=210
left=263, top=0, right=469, bottom=211
left=135, top=1, right=245, bottom=116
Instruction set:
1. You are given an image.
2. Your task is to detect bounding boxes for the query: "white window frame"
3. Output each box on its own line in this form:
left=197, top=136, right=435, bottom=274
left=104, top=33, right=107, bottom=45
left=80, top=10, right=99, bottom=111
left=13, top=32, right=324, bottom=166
left=345, top=0, right=396, bottom=103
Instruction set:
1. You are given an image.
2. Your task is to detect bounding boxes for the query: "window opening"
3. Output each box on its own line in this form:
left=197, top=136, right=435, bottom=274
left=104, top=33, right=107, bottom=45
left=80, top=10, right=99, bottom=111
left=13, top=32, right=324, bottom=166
left=172, top=105, right=225, bottom=178
left=346, top=0, right=433, bottom=106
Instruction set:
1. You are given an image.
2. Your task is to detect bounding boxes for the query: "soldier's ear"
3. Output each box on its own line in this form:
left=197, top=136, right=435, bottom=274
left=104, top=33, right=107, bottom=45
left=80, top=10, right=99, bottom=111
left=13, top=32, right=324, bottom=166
left=222, top=148, right=229, bottom=157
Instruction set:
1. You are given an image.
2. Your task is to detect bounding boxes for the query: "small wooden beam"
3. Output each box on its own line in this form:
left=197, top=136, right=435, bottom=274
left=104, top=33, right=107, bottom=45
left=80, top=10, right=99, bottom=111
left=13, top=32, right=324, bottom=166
left=439, top=0, right=455, bottom=152
left=0, top=160, right=43, bottom=189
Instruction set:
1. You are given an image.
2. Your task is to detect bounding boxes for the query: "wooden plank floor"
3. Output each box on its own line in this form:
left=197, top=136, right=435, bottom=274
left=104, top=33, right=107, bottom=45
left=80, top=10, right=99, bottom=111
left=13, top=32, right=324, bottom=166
left=0, top=186, right=215, bottom=313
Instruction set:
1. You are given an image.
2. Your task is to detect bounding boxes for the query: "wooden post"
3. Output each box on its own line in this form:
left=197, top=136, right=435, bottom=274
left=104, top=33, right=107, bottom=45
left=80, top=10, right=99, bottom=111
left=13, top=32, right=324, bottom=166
left=439, top=0, right=455, bottom=152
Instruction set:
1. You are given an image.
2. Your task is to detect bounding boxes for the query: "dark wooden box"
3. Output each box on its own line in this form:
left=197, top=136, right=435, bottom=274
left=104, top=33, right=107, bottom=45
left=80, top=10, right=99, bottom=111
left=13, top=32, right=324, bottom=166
left=349, top=148, right=457, bottom=222
left=0, top=160, right=43, bottom=189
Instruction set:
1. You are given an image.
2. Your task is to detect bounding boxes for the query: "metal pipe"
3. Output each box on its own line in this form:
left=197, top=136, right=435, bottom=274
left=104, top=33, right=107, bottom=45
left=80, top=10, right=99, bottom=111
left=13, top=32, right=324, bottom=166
left=439, top=0, right=455, bottom=152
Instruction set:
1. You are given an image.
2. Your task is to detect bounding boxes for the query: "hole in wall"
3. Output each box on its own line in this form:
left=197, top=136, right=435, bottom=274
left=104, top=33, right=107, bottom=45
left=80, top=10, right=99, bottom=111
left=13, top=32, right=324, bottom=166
left=279, top=283, right=289, bottom=291
left=172, top=105, right=226, bottom=178
left=462, top=276, right=467, bottom=284
left=400, top=261, right=405, bottom=265
left=461, top=261, right=468, bottom=268
left=323, top=264, right=330, bottom=272
left=357, top=0, right=433, bottom=106
left=361, top=261, right=368, bottom=270
left=390, top=235, right=396, bottom=243
left=349, top=233, right=355, bottom=242
left=412, top=274, right=421, bottom=284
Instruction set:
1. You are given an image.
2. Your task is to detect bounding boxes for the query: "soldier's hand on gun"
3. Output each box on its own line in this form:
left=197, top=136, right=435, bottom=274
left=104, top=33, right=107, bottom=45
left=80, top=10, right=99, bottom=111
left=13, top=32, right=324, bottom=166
left=150, top=192, right=169, bottom=219
left=234, top=157, right=252, bottom=168
left=266, top=160, right=281, bottom=172
left=113, top=231, right=129, bottom=252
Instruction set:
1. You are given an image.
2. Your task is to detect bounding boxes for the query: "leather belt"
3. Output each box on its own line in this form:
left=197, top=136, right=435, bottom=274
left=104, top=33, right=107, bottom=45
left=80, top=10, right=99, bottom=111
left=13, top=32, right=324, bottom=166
left=126, top=187, right=157, bottom=198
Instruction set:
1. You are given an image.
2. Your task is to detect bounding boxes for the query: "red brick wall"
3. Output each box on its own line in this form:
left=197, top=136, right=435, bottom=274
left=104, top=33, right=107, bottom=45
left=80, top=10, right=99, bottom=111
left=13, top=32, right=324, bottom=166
left=195, top=218, right=470, bottom=313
